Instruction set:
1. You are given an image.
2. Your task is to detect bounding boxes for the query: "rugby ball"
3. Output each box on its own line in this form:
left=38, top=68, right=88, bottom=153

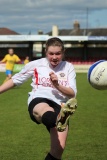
left=88, top=60, right=107, bottom=90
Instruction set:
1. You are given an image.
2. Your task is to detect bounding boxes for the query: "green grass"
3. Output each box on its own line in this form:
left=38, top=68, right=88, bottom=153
left=0, top=72, right=107, bottom=160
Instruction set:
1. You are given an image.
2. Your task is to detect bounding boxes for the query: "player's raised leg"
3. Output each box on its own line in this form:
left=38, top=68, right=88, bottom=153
left=56, top=98, right=77, bottom=132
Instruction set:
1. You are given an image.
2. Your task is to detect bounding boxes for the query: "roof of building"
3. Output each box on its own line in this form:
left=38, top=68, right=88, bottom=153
left=47, top=28, right=107, bottom=36
left=47, top=21, right=107, bottom=36
left=1, top=25, right=107, bottom=36
left=0, top=27, right=20, bottom=35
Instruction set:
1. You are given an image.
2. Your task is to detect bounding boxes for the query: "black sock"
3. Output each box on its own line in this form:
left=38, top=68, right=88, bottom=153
left=44, top=153, right=61, bottom=160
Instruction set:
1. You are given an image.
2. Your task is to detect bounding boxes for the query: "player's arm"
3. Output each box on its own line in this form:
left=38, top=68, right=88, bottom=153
left=0, top=79, right=15, bottom=94
left=49, top=72, right=75, bottom=98
left=55, top=83, right=75, bottom=98
left=15, top=55, right=21, bottom=64
left=0, top=57, right=7, bottom=63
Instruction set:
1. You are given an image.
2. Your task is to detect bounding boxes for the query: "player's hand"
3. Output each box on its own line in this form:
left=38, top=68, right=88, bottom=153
left=49, top=72, right=59, bottom=87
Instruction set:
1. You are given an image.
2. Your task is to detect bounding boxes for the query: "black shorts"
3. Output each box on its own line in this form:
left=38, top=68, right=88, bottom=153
left=28, top=97, right=61, bottom=124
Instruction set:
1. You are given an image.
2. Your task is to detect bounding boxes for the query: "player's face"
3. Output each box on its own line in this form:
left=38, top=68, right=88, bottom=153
left=46, top=46, right=64, bottom=67
left=9, top=49, right=14, bottom=56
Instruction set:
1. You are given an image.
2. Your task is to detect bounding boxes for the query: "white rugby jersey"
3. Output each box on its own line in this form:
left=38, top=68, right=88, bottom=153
left=12, top=58, right=77, bottom=106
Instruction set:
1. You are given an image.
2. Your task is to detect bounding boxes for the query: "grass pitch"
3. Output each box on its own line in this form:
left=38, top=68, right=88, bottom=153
left=0, top=72, right=107, bottom=160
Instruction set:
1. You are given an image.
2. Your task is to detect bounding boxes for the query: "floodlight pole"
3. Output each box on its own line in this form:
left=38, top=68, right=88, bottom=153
left=86, top=7, right=89, bottom=35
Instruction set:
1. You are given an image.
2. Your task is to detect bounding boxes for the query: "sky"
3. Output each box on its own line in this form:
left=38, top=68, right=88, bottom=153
left=0, top=0, right=107, bottom=35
